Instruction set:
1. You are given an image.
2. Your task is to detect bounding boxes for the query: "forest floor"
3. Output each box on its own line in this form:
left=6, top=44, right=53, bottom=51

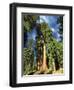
left=52, top=68, right=63, bottom=74
left=31, top=68, right=63, bottom=75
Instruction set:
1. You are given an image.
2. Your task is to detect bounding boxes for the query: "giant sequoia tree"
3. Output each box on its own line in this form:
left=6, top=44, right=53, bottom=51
left=23, top=15, right=63, bottom=75
left=36, top=22, right=52, bottom=72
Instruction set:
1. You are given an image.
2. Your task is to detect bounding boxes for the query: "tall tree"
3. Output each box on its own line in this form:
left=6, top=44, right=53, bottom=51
left=36, top=22, right=52, bottom=72
left=23, top=15, right=39, bottom=74
left=23, top=15, right=63, bottom=74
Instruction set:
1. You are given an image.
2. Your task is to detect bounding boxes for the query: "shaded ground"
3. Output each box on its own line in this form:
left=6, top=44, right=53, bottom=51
left=26, top=68, right=63, bottom=75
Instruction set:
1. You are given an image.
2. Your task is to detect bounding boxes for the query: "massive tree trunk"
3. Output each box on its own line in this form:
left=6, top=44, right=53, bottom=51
left=42, top=44, right=48, bottom=71
left=37, top=43, right=48, bottom=72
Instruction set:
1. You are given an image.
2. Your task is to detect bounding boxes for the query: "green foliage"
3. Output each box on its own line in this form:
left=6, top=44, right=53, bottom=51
left=23, top=48, right=34, bottom=75
left=46, top=38, right=63, bottom=70
left=56, top=42, right=63, bottom=67
left=40, top=22, right=52, bottom=43
left=23, top=15, right=39, bottom=32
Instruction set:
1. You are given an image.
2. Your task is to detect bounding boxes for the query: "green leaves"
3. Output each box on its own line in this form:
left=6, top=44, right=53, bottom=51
left=23, top=48, right=34, bottom=75
left=23, top=15, right=39, bottom=32
left=23, top=21, right=31, bottom=32
left=46, top=37, right=63, bottom=70
left=40, top=22, right=52, bottom=44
